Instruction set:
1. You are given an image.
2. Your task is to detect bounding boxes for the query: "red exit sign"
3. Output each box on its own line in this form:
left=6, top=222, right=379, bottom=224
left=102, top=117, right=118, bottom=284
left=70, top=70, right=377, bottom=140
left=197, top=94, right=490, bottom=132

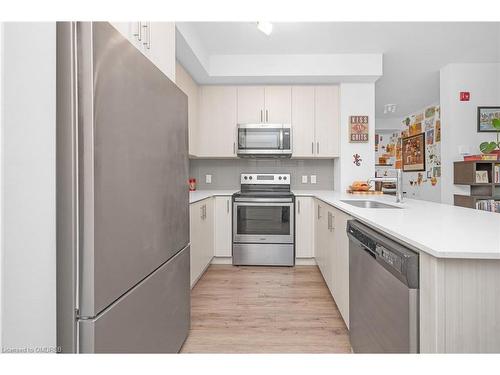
left=460, top=91, right=470, bottom=101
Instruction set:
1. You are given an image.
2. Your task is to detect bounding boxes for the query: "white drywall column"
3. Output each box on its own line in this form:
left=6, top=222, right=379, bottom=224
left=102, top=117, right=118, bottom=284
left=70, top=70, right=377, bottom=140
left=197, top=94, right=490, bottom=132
left=1, top=22, right=57, bottom=351
left=336, top=83, right=376, bottom=192
left=440, top=63, right=500, bottom=205
left=0, top=22, right=4, bottom=350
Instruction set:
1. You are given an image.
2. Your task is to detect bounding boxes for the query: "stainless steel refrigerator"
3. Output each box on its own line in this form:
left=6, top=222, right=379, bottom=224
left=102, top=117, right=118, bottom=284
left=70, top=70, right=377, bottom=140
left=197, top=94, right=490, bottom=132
left=56, top=22, right=190, bottom=353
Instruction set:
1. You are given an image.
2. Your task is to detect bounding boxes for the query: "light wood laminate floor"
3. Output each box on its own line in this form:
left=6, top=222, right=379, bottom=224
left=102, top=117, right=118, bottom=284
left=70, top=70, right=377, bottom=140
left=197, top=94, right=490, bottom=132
left=180, top=265, right=351, bottom=353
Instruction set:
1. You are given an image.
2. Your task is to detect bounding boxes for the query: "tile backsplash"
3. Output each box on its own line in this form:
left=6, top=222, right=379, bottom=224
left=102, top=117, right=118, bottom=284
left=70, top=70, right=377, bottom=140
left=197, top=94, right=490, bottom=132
left=189, top=159, right=335, bottom=190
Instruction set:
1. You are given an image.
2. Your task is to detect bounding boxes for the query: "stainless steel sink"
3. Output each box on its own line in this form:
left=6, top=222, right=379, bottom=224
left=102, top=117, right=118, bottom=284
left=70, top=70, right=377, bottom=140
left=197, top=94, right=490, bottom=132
left=340, top=200, right=402, bottom=209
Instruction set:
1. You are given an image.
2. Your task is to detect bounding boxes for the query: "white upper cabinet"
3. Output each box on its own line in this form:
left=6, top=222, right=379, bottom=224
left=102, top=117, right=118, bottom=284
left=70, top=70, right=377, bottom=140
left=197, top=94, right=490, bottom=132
left=198, top=86, right=238, bottom=157
left=291, top=86, right=316, bottom=157
left=146, top=22, right=176, bottom=82
left=237, top=86, right=291, bottom=124
left=315, top=86, right=340, bottom=157
left=237, top=86, right=265, bottom=123
left=291, top=85, right=340, bottom=158
left=175, top=63, right=199, bottom=157
left=191, top=84, right=338, bottom=159
left=110, top=22, right=176, bottom=82
left=264, top=86, right=291, bottom=123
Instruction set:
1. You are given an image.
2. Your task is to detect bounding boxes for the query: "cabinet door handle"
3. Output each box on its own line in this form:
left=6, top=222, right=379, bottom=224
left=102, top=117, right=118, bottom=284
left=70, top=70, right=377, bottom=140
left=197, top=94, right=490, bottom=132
left=233, top=142, right=235, bottom=155
left=142, top=22, right=151, bottom=50
left=260, top=110, right=263, bottom=122
left=227, top=199, right=230, bottom=213
left=134, top=22, right=142, bottom=41
left=298, top=200, right=301, bottom=214
left=148, top=22, right=152, bottom=49
left=317, top=205, right=321, bottom=219
left=200, top=206, right=204, bottom=219
left=266, top=109, right=269, bottom=123
left=312, top=142, right=314, bottom=155
left=317, top=142, right=320, bottom=154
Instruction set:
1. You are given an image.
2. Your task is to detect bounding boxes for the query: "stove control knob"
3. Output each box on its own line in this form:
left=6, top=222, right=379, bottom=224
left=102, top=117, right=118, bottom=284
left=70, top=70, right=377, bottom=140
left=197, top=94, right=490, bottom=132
left=249, top=176, right=253, bottom=180
left=244, top=176, right=248, bottom=180
left=279, top=176, right=282, bottom=180
left=284, top=176, right=287, bottom=180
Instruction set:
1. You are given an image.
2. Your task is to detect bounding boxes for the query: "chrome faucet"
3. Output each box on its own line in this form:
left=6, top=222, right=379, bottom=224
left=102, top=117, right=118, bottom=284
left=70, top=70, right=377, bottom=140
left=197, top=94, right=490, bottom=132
left=368, top=169, right=404, bottom=203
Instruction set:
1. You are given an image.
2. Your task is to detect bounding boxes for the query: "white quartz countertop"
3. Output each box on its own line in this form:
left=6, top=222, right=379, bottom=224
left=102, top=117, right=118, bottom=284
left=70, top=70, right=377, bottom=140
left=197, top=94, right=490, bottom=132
left=293, top=190, right=500, bottom=260
left=190, top=189, right=500, bottom=260
left=189, top=190, right=237, bottom=204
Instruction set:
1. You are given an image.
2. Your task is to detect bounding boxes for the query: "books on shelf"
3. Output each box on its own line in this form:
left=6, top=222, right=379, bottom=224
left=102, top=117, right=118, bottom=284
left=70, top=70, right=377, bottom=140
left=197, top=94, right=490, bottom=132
left=463, top=154, right=499, bottom=161
left=476, top=199, right=500, bottom=213
left=495, top=164, right=500, bottom=183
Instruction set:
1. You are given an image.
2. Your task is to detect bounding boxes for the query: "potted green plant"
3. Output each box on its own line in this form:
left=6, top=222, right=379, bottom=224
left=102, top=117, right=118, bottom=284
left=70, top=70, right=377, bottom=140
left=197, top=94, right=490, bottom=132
left=480, top=118, right=500, bottom=156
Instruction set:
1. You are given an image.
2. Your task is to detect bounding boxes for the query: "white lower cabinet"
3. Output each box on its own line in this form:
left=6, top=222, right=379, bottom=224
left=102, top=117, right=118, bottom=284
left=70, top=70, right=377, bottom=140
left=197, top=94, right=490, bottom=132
left=332, top=208, right=351, bottom=327
left=313, top=198, right=351, bottom=328
left=295, top=197, right=315, bottom=258
left=214, top=196, right=232, bottom=257
left=189, top=198, right=214, bottom=288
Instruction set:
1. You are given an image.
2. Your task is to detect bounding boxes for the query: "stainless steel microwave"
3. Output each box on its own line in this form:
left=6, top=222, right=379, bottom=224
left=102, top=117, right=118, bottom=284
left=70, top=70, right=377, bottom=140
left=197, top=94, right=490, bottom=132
left=237, top=124, right=292, bottom=158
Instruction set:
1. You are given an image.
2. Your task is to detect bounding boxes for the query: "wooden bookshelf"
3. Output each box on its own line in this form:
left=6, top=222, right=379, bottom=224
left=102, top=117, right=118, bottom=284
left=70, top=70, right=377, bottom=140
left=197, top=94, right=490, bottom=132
left=453, top=160, right=500, bottom=209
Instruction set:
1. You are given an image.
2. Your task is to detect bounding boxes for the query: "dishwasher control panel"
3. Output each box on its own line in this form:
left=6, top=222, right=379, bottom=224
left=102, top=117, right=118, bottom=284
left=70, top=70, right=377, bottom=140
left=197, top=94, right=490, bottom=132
left=376, top=245, right=403, bottom=273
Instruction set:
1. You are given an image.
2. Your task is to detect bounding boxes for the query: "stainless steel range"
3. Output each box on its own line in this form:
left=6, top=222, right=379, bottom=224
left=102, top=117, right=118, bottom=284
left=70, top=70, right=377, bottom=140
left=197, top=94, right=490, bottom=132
left=232, top=173, right=295, bottom=266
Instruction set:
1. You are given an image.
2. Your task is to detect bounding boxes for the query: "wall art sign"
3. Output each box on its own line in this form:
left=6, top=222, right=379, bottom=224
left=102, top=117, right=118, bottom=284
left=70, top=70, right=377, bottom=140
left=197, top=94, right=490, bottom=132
left=349, top=115, right=369, bottom=142
left=353, top=153, right=362, bottom=166
left=477, top=107, right=500, bottom=132
left=402, top=133, right=426, bottom=172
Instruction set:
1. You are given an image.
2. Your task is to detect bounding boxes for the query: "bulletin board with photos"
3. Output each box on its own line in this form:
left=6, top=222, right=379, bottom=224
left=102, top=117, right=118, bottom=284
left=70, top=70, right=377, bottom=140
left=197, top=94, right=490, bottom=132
left=395, top=105, right=441, bottom=187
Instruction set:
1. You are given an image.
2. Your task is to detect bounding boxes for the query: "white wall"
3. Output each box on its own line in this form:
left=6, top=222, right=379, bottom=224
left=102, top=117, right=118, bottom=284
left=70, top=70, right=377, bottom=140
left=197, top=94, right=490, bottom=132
left=440, top=63, right=500, bottom=204
left=0, top=22, right=4, bottom=350
left=336, top=83, right=376, bottom=192
left=1, top=23, right=56, bottom=352
left=375, top=117, right=401, bottom=131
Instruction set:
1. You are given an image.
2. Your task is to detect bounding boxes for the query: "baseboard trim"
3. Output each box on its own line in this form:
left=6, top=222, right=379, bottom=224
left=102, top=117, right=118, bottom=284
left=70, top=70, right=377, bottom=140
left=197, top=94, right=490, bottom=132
left=211, top=257, right=317, bottom=266
left=295, top=258, right=317, bottom=266
left=211, top=257, right=233, bottom=265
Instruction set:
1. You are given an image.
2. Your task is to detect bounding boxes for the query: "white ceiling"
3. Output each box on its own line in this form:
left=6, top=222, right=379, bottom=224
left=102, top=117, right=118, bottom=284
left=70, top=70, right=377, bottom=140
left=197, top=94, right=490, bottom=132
left=176, top=22, right=500, bottom=119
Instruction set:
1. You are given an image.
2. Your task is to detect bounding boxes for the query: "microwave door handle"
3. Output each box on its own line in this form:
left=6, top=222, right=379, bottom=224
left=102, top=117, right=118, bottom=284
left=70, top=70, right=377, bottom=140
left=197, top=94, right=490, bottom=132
left=279, top=130, right=283, bottom=150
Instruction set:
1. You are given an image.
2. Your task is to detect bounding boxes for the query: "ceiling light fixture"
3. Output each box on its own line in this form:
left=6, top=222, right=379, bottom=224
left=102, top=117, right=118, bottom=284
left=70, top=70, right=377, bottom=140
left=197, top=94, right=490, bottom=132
left=257, top=22, right=273, bottom=36
left=383, top=104, right=397, bottom=114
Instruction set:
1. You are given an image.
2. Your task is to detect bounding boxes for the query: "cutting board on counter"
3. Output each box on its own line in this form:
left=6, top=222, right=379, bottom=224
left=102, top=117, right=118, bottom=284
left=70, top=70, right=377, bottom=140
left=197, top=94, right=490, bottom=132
left=346, top=189, right=384, bottom=195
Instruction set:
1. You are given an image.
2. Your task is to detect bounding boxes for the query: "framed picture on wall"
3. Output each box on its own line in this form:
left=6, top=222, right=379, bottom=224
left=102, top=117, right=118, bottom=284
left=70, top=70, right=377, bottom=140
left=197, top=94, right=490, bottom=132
left=349, top=115, right=369, bottom=142
left=477, top=107, right=500, bottom=132
left=402, top=133, right=426, bottom=172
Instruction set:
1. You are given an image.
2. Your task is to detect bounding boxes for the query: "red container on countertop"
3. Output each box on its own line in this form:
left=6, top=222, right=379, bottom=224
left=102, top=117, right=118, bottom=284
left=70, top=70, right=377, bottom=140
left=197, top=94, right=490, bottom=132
left=189, top=178, right=196, bottom=191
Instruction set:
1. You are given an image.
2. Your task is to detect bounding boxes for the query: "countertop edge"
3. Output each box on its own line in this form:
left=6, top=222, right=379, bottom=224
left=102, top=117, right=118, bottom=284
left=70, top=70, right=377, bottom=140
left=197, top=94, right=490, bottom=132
left=190, top=190, right=500, bottom=260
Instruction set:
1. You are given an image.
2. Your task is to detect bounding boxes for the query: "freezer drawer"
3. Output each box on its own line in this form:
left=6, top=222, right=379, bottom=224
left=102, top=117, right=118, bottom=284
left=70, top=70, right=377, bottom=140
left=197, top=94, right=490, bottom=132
left=79, top=246, right=190, bottom=353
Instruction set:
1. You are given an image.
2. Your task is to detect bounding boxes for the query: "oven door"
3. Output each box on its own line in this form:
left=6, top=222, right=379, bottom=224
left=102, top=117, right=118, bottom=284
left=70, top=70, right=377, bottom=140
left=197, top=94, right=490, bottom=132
left=233, top=198, right=294, bottom=244
left=237, top=124, right=291, bottom=156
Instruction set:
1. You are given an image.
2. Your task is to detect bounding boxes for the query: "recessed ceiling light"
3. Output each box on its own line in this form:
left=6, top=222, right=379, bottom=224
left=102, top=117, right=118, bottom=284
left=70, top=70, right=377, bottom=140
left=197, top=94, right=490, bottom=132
left=383, top=104, right=397, bottom=114
left=257, top=22, right=273, bottom=36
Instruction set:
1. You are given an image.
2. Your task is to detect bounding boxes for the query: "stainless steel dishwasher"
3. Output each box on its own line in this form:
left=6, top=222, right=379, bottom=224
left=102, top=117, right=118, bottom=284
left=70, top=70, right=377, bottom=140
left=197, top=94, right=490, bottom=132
left=347, top=220, right=419, bottom=353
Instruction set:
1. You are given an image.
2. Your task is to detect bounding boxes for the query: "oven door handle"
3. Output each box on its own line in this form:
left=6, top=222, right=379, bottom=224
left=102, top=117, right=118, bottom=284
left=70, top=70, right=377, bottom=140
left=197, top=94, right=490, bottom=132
left=233, top=198, right=293, bottom=203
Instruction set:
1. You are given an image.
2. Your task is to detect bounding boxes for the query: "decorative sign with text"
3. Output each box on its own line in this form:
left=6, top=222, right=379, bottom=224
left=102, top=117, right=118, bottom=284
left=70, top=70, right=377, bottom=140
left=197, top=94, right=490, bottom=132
left=349, top=115, right=369, bottom=143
